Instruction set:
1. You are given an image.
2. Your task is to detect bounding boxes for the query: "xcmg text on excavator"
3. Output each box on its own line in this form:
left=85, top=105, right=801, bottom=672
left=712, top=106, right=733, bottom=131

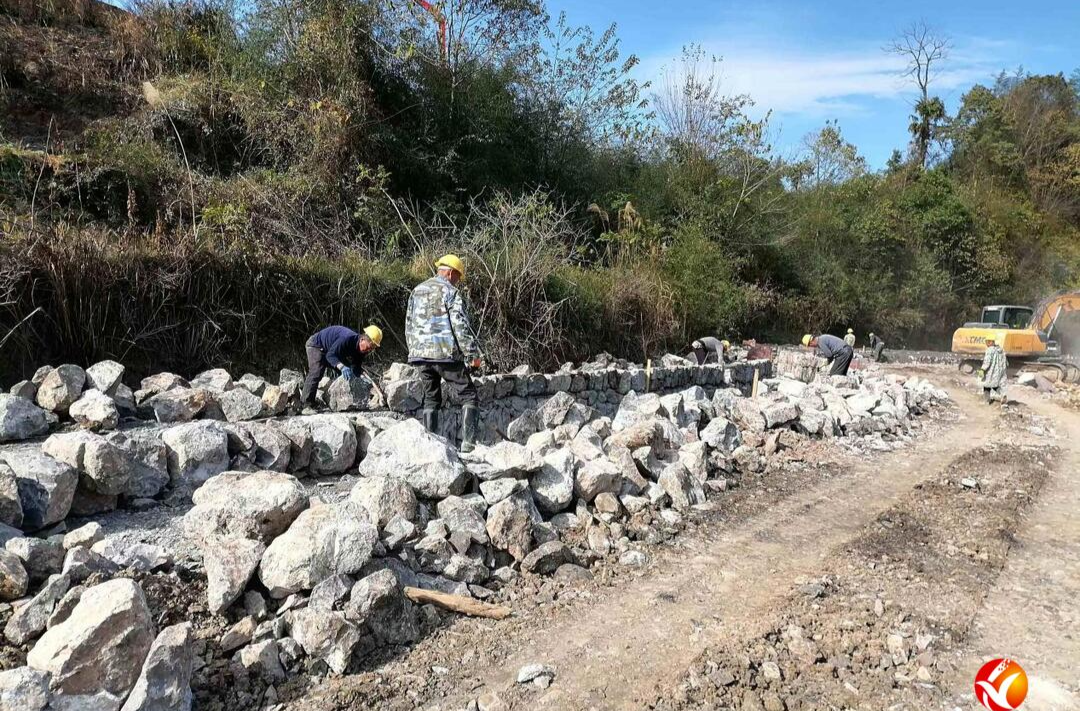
left=951, top=290, right=1080, bottom=383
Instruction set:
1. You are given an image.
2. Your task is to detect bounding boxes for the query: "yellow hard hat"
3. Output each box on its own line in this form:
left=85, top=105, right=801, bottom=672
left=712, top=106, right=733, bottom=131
left=847, top=328, right=853, bottom=334
left=721, top=340, right=730, bottom=349
left=363, top=325, right=383, bottom=347
left=801, top=334, right=813, bottom=347
left=435, top=254, right=465, bottom=277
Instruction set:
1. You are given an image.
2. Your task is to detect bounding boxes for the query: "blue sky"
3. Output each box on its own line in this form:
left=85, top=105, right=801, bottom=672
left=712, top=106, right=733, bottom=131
left=546, top=0, right=1080, bottom=167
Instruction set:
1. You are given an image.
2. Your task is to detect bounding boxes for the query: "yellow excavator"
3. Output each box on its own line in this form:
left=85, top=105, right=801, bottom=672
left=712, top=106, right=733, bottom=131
left=951, top=290, right=1080, bottom=383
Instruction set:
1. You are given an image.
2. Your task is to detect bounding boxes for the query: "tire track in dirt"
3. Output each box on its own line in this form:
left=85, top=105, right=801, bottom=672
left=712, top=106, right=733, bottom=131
left=447, top=381, right=999, bottom=710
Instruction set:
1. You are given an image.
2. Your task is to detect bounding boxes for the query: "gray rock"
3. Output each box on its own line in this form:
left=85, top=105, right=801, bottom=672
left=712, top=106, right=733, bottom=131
left=161, top=421, right=229, bottom=490
left=68, top=390, right=120, bottom=432
left=574, top=458, right=622, bottom=502
left=260, top=385, right=289, bottom=417
left=138, top=373, right=188, bottom=396
left=531, top=448, right=576, bottom=515
left=732, top=398, right=766, bottom=433
left=6, top=572, right=71, bottom=644
left=348, top=475, right=417, bottom=528
left=6, top=536, right=64, bottom=581
left=218, top=389, right=264, bottom=423
left=219, top=617, right=256, bottom=652
left=138, top=389, right=210, bottom=424
left=619, top=550, right=647, bottom=567
left=554, top=563, right=593, bottom=583
left=659, top=462, right=706, bottom=510
left=104, top=430, right=170, bottom=499
left=61, top=547, right=119, bottom=585
left=568, top=426, right=604, bottom=462
left=437, top=496, right=489, bottom=544
left=9, top=380, right=36, bottom=400
left=288, top=608, right=360, bottom=675
left=90, top=540, right=172, bottom=572
left=203, top=536, right=265, bottom=615
left=678, top=441, right=709, bottom=485
left=4, top=449, right=78, bottom=530
left=521, top=541, right=574, bottom=575
left=236, top=374, right=268, bottom=396
left=35, top=365, right=86, bottom=414
left=85, top=361, right=125, bottom=396
left=762, top=402, right=799, bottom=429
left=358, top=419, right=466, bottom=499
left=185, top=470, right=308, bottom=543
left=268, top=419, right=313, bottom=473
left=699, top=416, right=742, bottom=453
left=235, top=639, right=284, bottom=681
left=27, top=578, right=155, bottom=697
left=0, top=667, right=51, bottom=711
left=479, top=478, right=528, bottom=505
left=485, top=491, right=539, bottom=562
left=189, top=369, right=232, bottom=392
left=304, top=414, right=358, bottom=475
left=517, top=663, right=556, bottom=684
left=0, top=461, right=23, bottom=528
left=68, top=487, right=117, bottom=516
left=465, top=441, right=543, bottom=481
left=611, top=391, right=665, bottom=432
left=345, top=569, right=418, bottom=645
left=326, top=376, right=372, bottom=413
left=505, top=409, right=539, bottom=444
left=240, top=423, right=292, bottom=472
left=0, top=393, right=50, bottom=443
left=538, top=391, right=576, bottom=429
left=63, top=523, right=103, bottom=550
left=259, top=501, right=377, bottom=598
left=0, top=548, right=28, bottom=601
left=309, top=574, right=355, bottom=611
left=42, top=431, right=133, bottom=497
left=608, top=444, right=647, bottom=495
left=443, top=554, right=489, bottom=584
left=380, top=515, right=416, bottom=550
left=49, top=584, right=86, bottom=629
left=119, top=622, right=194, bottom=711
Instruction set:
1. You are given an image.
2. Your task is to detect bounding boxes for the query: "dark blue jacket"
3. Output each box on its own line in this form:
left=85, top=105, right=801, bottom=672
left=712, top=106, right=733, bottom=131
left=312, top=326, right=364, bottom=369
left=816, top=334, right=851, bottom=360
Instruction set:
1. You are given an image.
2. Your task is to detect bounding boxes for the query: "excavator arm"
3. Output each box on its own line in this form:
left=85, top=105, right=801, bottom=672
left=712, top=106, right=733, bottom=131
left=411, top=0, right=448, bottom=62
left=1029, top=290, right=1080, bottom=336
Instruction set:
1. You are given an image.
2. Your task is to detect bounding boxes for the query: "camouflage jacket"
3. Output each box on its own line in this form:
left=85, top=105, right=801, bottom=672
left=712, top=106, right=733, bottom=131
left=406, top=275, right=479, bottom=363
left=980, top=345, right=1008, bottom=389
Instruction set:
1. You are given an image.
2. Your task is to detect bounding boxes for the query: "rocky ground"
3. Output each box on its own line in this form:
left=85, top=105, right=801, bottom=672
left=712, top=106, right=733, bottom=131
left=3, top=358, right=1077, bottom=711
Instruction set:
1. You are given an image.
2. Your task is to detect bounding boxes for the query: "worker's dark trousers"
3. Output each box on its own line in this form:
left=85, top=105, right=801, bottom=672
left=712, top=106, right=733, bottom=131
left=302, top=336, right=330, bottom=405
left=829, top=345, right=854, bottom=376
left=873, top=343, right=887, bottom=362
left=415, top=362, right=478, bottom=410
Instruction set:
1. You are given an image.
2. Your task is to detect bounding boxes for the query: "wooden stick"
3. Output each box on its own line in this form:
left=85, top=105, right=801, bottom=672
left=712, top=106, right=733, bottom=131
left=403, top=587, right=512, bottom=620
left=751, top=367, right=760, bottom=399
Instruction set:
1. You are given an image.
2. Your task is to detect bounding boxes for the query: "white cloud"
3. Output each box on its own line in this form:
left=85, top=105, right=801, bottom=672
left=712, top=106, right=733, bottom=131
left=639, top=35, right=1010, bottom=119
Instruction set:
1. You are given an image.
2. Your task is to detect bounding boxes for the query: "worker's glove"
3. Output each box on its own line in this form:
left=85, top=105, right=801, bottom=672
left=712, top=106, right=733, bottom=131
left=468, top=357, right=483, bottom=373
left=977, top=369, right=985, bottom=379
left=341, top=366, right=355, bottom=382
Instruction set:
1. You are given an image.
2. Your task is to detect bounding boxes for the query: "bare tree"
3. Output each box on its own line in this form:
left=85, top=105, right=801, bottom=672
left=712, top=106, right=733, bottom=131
left=886, top=21, right=951, bottom=168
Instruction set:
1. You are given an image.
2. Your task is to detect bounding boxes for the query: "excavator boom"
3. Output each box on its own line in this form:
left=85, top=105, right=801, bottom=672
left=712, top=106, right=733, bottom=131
left=1029, top=290, right=1080, bottom=334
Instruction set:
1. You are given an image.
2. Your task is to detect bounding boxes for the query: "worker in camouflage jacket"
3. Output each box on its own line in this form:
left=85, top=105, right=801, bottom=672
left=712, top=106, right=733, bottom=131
left=979, top=338, right=1008, bottom=404
left=406, top=254, right=483, bottom=452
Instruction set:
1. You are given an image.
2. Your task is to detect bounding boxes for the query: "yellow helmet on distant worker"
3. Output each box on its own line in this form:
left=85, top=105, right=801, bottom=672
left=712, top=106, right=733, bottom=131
left=721, top=340, right=731, bottom=349
left=847, top=328, right=853, bottom=334
left=435, top=254, right=465, bottom=277
left=363, top=325, right=383, bottom=347
left=801, top=334, right=813, bottom=347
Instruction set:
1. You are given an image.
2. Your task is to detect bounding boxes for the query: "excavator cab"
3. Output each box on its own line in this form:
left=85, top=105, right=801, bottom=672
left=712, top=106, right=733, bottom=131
left=965, top=305, right=1034, bottom=330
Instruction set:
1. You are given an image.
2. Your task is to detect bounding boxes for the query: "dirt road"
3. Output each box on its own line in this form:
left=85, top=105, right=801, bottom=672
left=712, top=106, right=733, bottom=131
left=291, top=369, right=1080, bottom=711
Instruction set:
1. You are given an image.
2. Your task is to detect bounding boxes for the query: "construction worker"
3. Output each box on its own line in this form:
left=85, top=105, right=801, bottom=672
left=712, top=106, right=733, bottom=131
left=690, top=337, right=732, bottom=365
left=302, top=324, right=383, bottom=409
left=406, top=254, right=482, bottom=452
left=979, top=338, right=1008, bottom=404
left=868, top=332, right=887, bottom=362
left=844, top=328, right=856, bottom=348
left=802, top=333, right=854, bottom=376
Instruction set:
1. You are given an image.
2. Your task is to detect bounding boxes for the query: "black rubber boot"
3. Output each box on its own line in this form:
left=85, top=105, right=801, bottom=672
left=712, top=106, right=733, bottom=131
left=423, top=408, right=439, bottom=434
left=460, top=404, right=479, bottom=453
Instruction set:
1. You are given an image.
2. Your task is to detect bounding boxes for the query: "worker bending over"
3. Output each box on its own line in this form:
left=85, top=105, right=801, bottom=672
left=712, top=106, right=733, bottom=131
left=802, top=333, right=854, bottom=376
left=302, top=324, right=382, bottom=409
left=979, top=338, right=1008, bottom=404
left=406, top=254, right=483, bottom=452
left=844, top=328, right=856, bottom=348
left=690, top=337, right=731, bottom=365
left=868, top=332, right=887, bottom=362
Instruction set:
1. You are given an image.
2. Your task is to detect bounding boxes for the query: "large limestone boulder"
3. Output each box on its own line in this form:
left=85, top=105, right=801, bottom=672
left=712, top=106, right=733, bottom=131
left=237, top=423, right=292, bottom=472
left=119, top=622, right=194, bottom=711
left=485, top=491, right=540, bottom=561
left=0, top=667, right=50, bottom=711
left=464, top=441, right=544, bottom=481
left=218, top=389, right=264, bottom=423
left=5, top=574, right=71, bottom=645
left=304, top=414, right=358, bottom=475
left=0, top=393, right=50, bottom=442
left=289, top=608, right=362, bottom=675
left=189, top=368, right=233, bottom=392
left=104, top=430, right=170, bottom=499
left=85, top=361, right=125, bottom=396
left=611, top=391, right=665, bottom=431
left=348, top=476, right=418, bottom=527
left=68, top=390, right=119, bottom=432
left=138, top=389, right=210, bottom=424
left=0, top=549, right=28, bottom=601
left=326, top=376, right=372, bottom=413
left=762, top=401, right=799, bottom=429
left=27, top=578, right=155, bottom=697
left=0, top=462, right=23, bottom=528
left=345, top=569, right=418, bottom=645
left=531, top=448, right=575, bottom=515
left=699, top=416, right=742, bottom=453
left=732, top=398, right=766, bottom=433
left=139, top=373, right=189, bottom=397
left=185, top=470, right=308, bottom=542
left=4, top=450, right=78, bottom=530
left=659, top=462, right=706, bottom=510
left=43, top=431, right=133, bottom=496
left=574, top=457, right=622, bottom=502
left=270, top=419, right=314, bottom=473
left=259, top=502, right=378, bottom=598
left=358, top=419, right=466, bottom=499
left=202, top=536, right=265, bottom=616
left=8, top=380, right=36, bottom=400
left=35, top=365, right=86, bottom=414
left=161, top=421, right=229, bottom=490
